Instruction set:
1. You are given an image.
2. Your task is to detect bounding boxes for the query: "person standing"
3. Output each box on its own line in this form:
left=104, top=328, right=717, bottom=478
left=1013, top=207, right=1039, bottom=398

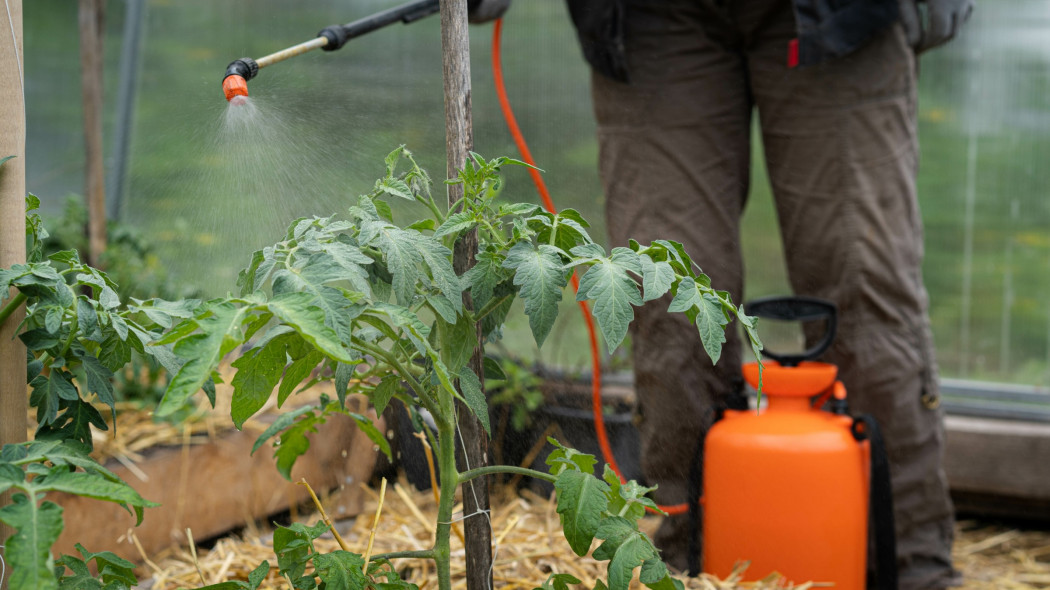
left=565, top=1, right=972, bottom=588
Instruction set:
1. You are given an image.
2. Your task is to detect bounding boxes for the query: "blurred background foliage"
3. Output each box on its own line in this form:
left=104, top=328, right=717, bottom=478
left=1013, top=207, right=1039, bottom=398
left=21, top=0, right=1050, bottom=386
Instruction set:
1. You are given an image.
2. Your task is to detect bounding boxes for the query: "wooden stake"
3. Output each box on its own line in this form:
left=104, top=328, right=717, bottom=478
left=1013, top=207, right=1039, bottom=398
left=439, top=1, right=492, bottom=590
left=79, top=0, right=107, bottom=264
left=0, top=2, right=26, bottom=576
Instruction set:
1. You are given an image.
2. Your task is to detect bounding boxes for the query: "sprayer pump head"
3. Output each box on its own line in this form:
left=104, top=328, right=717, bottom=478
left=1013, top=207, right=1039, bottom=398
left=222, top=57, right=258, bottom=102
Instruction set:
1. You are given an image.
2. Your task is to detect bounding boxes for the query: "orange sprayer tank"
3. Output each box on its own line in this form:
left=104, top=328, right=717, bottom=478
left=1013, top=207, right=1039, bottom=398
left=702, top=360, right=870, bottom=589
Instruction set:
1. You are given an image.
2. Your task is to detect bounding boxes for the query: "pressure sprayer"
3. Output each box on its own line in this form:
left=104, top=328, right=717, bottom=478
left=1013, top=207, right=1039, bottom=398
left=695, top=296, right=898, bottom=590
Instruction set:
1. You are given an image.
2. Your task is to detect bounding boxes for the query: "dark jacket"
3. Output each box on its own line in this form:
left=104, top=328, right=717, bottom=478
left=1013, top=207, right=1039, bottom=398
left=567, top=0, right=900, bottom=82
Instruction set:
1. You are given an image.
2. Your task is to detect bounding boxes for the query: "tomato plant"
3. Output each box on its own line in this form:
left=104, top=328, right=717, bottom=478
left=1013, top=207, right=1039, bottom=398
left=0, top=196, right=184, bottom=590
left=154, top=147, right=763, bottom=590
left=0, top=148, right=763, bottom=590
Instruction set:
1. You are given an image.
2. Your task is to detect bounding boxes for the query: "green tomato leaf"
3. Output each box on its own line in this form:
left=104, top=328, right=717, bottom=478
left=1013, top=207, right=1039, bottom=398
left=463, top=249, right=509, bottom=307
left=12, top=440, right=116, bottom=481
left=359, top=221, right=461, bottom=314
left=69, top=543, right=138, bottom=587
left=458, top=367, right=490, bottom=436
left=158, top=302, right=254, bottom=416
left=273, top=522, right=324, bottom=581
left=483, top=356, right=507, bottom=381
left=248, top=560, right=270, bottom=589
left=19, top=328, right=60, bottom=351
left=426, top=293, right=458, bottom=325
left=379, top=177, right=414, bottom=200
left=273, top=411, right=323, bottom=480
left=35, top=398, right=107, bottom=449
left=545, top=437, right=598, bottom=475
left=667, top=277, right=728, bottom=365
left=268, top=292, right=355, bottom=363
left=602, top=465, right=662, bottom=521
left=438, top=313, right=476, bottom=375
left=384, top=145, right=406, bottom=177
left=128, top=298, right=200, bottom=330
left=334, top=361, right=354, bottom=408
left=640, top=559, right=684, bottom=590
left=54, top=552, right=98, bottom=589
left=230, top=340, right=288, bottom=429
left=433, top=211, right=477, bottom=238
left=554, top=469, right=611, bottom=556
left=75, top=298, right=102, bottom=342
left=0, top=495, right=63, bottom=590
left=408, top=218, right=436, bottom=232
left=250, top=405, right=314, bottom=456
left=371, top=374, right=400, bottom=416
left=76, top=351, right=115, bottom=414
left=536, top=573, right=583, bottom=590
left=29, top=371, right=78, bottom=426
left=98, top=332, right=132, bottom=372
left=639, top=255, right=674, bottom=303
left=277, top=349, right=325, bottom=408
left=349, top=412, right=392, bottom=460
left=34, top=468, right=157, bottom=525
left=591, top=517, right=659, bottom=590
left=503, top=242, right=567, bottom=347
left=574, top=247, right=642, bottom=351
left=315, top=550, right=370, bottom=590
left=498, top=202, right=540, bottom=218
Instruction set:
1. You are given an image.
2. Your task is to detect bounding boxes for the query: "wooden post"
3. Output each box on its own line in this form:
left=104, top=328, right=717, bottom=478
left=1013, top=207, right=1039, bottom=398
left=439, top=1, right=492, bottom=590
left=0, top=0, right=26, bottom=576
left=79, top=0, right=106, bottom=264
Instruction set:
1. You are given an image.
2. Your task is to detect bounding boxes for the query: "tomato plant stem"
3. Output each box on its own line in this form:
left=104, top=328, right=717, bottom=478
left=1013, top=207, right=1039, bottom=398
left=0, top=291, right=27, bottom=326
left=434, top=419, right=459, bottom=590
left=458, top=465, right=556, bottom=485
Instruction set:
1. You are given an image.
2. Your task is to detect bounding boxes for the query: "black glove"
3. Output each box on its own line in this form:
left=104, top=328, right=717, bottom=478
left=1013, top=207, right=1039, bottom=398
left=468, top=0, right=511, bottom=24
left=900, top=0, right=975, bottom=53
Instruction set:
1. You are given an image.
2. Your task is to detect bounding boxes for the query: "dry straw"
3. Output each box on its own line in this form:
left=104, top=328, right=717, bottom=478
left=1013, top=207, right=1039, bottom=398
left=141, top=483, right=1048, bottom=590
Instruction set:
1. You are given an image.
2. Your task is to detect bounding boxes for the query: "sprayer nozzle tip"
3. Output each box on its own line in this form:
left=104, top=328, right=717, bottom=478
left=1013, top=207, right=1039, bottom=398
left=229, top=95, right=248, bottom=107
left=223, top=75, right=249, bottom=102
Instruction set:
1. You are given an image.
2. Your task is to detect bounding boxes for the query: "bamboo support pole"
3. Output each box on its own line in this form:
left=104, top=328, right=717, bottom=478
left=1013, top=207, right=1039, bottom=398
left=439, top=1, right=492, bottom=589
left=79, top=0, right=107, bottom=264
left=0, top=0, right=25, bottom=577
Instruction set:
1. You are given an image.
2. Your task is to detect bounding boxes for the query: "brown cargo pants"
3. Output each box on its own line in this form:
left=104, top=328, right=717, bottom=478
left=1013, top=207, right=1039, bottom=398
left=592, top=1, right=958, bottom=588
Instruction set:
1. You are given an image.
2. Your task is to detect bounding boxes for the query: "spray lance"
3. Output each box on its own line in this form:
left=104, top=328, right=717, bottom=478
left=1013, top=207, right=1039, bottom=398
left=222, top=0, right=502, bottom=104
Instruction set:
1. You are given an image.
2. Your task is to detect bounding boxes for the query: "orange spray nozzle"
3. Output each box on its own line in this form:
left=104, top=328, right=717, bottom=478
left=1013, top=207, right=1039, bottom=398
left=222, top=57, right=258, bottom=103
left=223, top=75, right=249, bottom=102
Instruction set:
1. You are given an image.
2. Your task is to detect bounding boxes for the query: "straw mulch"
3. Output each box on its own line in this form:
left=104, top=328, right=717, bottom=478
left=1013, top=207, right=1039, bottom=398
left=134, top=482, right=845, bottom=590
left=953, top=520, right=1050, bottom=589
left=137, top=482, right=1050, bottom=590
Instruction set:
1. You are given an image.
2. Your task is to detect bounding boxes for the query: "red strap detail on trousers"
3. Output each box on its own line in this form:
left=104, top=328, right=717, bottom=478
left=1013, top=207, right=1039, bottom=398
left=787, top=38, right=799, bottom=68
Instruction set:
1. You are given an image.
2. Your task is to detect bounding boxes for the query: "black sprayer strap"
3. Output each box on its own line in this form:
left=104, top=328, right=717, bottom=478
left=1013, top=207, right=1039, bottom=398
left=852, top=414, right=899, bottom=590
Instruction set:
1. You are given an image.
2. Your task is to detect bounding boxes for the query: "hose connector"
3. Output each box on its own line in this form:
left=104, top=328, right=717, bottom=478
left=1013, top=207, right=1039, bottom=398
left=318, top=25, right=349, bottom=51
left=222, top=57, right=258, bottom=102
left=224, top=57, right=258, bottom=82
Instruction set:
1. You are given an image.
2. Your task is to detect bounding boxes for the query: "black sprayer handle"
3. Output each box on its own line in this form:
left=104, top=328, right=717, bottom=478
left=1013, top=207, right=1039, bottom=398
left=743, top=296, right=837, bottom=366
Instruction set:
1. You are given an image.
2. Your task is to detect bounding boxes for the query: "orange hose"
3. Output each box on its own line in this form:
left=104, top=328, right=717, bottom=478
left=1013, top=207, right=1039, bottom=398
left=491, top=19, right=688, bottom=515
